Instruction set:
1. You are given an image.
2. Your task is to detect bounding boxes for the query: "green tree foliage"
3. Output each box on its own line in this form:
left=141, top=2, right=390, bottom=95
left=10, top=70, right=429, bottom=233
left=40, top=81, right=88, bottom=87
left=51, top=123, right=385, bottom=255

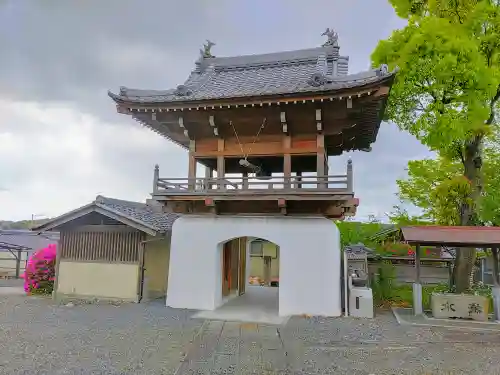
left=394, top=142, right=500, bottom=225
left=336, top=221, right=384, bottom=249
left=386, top=205, right=432, bottom=226
left=372, top=0, right=500, bottom=292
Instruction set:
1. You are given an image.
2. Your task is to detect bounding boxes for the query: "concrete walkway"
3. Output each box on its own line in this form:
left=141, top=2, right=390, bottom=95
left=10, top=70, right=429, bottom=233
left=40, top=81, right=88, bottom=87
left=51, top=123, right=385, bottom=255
left=192, top=286, right=289, bottom=325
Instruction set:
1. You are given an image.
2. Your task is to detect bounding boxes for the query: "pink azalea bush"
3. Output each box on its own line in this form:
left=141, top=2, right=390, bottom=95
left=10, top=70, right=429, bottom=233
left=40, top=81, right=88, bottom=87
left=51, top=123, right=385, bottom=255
left=21, top=244, right=57, bottom=295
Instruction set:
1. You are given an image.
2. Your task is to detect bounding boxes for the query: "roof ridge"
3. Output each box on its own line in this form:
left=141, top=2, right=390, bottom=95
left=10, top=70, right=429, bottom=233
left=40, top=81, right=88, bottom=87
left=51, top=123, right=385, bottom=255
left=197, top=46, right=344, bottom=71
left=95, top=195, right=149, bottom=210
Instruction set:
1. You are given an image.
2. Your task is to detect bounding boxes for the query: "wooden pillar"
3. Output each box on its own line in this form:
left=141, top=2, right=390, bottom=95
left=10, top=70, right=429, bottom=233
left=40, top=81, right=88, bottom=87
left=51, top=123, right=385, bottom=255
left=413, top=244, right=423, bottom=315
left=317, top=134, right=326, bottom=188
left=283, top=135, right=291, bottom=189
left=217, top=139, right=225, bottom=190
left=238, top=237, right=246, bottom=296
left=242, top=171, right=249, bottom=190
left=15, top=250, right=21, bottom=278
left=188, top=152, right=197, bottom=191
left=415, top=244, right=421, bottom=283
left=188, top=140, right=197, bottom=191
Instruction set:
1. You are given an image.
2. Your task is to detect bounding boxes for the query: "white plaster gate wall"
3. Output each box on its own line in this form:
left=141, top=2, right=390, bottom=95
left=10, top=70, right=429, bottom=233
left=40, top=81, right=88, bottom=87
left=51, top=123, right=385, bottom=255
left=166, top=215, right=341, bottom=317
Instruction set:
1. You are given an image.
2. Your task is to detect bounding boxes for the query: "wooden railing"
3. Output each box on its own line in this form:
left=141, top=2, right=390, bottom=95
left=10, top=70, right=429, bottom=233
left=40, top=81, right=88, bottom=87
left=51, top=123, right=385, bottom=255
left=152, top=160, right=353, bottom=195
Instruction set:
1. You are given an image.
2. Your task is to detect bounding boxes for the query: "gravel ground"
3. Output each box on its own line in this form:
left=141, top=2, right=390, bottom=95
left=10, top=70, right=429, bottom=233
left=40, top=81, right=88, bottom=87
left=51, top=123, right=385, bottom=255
left=1, top=295, right=500, bottom=374
left=0, top=296, right=203, bottom=375
left=0, top=278, right=23, bottom=287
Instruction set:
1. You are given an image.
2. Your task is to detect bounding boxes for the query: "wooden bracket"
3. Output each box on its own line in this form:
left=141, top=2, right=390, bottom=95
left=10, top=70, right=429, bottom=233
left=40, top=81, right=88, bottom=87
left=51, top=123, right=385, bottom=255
left=346, top=98, right=353, bottom=109
left=280, top=112, right=288, bottom=134
left=209, top=115, right=221, bottom=137
left=189, top=140, right=196, bottom=152
left=116, top=105, right=131, bottom=115
left=315, top=109, right=322, bottom=133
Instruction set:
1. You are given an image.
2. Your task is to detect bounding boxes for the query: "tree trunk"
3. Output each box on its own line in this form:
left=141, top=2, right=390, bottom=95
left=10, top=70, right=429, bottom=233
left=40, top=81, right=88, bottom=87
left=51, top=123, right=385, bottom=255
left=451, top=138, right=482, bottom=293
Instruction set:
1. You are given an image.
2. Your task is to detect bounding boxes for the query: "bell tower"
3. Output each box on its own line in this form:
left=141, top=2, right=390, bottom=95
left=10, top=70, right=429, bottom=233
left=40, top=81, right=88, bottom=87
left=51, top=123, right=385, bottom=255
left=109, top=33, right=396, bottom=219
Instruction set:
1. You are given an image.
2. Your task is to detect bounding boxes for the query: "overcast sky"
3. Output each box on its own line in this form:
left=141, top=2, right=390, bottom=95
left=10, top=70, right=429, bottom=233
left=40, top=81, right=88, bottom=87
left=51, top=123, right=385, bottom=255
left=0, top=0, right=430, bottom=221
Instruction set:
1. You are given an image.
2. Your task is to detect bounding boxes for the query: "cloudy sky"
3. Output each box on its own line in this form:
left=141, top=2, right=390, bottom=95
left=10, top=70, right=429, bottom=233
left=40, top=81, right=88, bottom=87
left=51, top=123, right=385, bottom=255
left=0, top=0, right=430, bottom=222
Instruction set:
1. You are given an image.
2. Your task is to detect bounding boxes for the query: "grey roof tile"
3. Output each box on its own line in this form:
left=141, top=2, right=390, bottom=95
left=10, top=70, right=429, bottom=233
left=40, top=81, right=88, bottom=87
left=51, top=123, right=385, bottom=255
left=109, top=45, right=395, bottom=104
left=95, top=196, right=180, bottom=233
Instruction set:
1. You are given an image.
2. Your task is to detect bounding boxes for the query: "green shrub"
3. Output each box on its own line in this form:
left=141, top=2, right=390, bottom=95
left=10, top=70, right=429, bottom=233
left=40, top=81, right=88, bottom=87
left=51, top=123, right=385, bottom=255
left=371, top=261, right=396, bottom=303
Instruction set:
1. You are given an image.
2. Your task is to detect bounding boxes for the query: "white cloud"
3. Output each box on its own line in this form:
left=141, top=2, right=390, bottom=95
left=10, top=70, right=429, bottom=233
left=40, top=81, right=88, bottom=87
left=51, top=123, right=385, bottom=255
left=0, top=99, right=186, bottom=221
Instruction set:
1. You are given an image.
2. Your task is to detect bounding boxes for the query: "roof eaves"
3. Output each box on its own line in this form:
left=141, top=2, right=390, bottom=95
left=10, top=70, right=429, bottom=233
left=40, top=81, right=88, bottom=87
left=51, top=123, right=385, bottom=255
left=32, top=200, right=160, bottom=237
left=32, top=203, right=96, bottom=232
left=109, top=74, right=395, bottom=107
left=93, top=204, right=159, bottom=236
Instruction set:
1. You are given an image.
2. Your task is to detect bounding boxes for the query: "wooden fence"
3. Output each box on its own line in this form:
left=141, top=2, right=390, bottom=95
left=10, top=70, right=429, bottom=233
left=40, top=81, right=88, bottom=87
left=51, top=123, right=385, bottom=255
left=367, top=257, right=484, bottom=285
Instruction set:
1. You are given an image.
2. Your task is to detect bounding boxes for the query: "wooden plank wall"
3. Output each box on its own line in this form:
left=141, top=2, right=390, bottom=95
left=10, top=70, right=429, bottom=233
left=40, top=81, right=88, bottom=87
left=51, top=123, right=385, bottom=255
left=194, top=134, right=319, bottom=157
left=60, top=230, right=142, bottom=263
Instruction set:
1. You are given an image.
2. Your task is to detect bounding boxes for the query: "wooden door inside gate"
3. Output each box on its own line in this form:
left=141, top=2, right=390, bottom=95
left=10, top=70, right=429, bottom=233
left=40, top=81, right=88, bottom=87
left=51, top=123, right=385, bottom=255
left=238, top=238, right=246, bottom=296
left=222, top=242, right=232, bottom=297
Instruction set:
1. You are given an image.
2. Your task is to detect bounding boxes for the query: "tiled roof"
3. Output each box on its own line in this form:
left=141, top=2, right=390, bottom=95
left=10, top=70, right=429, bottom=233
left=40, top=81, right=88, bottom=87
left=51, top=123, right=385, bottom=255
left=109, top=45, right=396, bottom=104
left=401, top=226, right=500, bottom=247
left=94, top=196, right=180, bottom=233
left=32, top=196, right=180, bottom=235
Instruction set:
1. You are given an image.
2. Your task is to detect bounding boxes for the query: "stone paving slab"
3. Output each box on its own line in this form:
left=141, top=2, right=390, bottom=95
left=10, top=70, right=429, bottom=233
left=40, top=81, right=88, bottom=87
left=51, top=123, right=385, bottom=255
left=176, top=314, right=500, bottom=375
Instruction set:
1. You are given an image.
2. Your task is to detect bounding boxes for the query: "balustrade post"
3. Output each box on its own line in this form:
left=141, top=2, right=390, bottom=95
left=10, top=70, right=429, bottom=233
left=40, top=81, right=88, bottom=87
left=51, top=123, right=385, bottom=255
left=296, top=171, right=302, bottom=189
left=153, top=164, right=159, bottom=193
left=283, top=136, right=291, bottom=189
left=346, top=158, right=353, bottom=192
left=205, top=166, right=213, bottom=191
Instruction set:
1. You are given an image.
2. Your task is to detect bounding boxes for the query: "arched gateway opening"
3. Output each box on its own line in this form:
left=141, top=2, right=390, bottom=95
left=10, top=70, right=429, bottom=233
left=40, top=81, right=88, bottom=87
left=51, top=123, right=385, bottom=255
left=204, top=236, right=282, bottom=323
left=166, top=215, right=341, bottom=319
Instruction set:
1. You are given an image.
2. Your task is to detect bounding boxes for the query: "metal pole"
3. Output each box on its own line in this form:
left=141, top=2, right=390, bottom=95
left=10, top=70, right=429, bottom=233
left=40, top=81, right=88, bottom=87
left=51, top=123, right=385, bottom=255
left=413, top=244, right=423, bottom=315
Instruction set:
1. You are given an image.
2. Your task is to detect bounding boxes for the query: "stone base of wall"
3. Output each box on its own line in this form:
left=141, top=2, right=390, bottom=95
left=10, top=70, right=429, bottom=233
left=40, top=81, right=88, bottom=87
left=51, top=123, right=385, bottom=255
left=54, top=292, right=139, bottom=305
